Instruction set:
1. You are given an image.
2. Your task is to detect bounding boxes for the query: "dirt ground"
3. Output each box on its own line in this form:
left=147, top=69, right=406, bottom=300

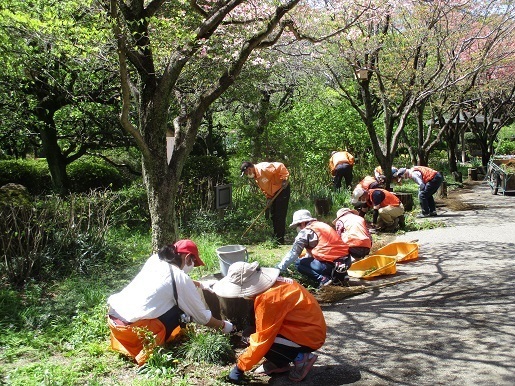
left=253, top=181, right=515, bottom=386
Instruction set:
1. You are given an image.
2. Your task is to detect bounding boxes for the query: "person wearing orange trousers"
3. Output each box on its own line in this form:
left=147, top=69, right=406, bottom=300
left=107, top=240, right=233, bottom=365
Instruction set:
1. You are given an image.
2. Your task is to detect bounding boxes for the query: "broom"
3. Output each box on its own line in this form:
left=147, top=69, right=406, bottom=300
left=315, top=276, right=418, bottom=304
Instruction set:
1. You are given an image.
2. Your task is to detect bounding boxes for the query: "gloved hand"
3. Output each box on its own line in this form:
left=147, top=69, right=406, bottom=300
left=199, top=280, right=217, bottom=293
left=419, top=183, right=426, bottom=191
left=222, top=320, right=234, bottom=334
left=228, top=366, right=245, bottom=383
left=281, top=180, right=289, bottom=189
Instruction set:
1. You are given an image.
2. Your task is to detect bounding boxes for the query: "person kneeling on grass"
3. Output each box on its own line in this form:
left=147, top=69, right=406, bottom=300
left=213, top=261, right=326, bottom=383
left=107, top=240, right=233, bottom=365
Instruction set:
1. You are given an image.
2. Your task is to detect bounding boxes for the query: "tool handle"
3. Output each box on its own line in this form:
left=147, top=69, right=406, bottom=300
left=241, top=183, right=287, bottom=239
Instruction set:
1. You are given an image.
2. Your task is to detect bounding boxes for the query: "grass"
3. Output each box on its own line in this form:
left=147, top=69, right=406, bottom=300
left=1, top=177, right=451, bottom=385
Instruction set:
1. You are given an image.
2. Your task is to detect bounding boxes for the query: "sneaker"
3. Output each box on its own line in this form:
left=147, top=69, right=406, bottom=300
left=416, top=213, right=430, bottom=218
left=429, top=211, right=438, bottom=217
left=318, top=277, right=332, bottom=289
left=289, top=353, right=318, bottom=382
left=254, top=361, right=290, bottom=376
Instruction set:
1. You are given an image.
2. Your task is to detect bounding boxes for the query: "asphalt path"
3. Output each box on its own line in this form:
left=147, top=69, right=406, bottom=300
left=265, top=181, right=515, bottom=386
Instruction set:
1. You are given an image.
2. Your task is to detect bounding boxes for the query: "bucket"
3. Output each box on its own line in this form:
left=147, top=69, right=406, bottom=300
left=216, top=245, right=249, bottom=276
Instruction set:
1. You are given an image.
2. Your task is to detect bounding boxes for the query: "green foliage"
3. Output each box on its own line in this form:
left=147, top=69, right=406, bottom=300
left=137, top=347, right=179, bottom=379
left=0, top=159, right=52, bottom=195
left=176, top=327, right=234, bottom=365
left=0, top=190, right=130, bottom=286
left=495, top=138, right=515, bottom=155
left=177, top=155, right=231, bottom=217
left=112, top=181, right=151, bottom=230
left=67, top=157, right=127, bottom=193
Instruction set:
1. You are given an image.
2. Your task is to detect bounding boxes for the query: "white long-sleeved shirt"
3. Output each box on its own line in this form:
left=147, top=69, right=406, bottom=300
left=107, top=254, right=211, bottom=324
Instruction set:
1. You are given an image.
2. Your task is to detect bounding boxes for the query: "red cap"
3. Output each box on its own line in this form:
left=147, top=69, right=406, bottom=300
left=174, top=239, right=204, bottom=266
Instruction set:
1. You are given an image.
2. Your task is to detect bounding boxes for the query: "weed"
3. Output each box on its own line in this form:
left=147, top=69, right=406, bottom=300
left=175, top=326, right=235, bottom=365
left=137, top=346, right=179, bottom=378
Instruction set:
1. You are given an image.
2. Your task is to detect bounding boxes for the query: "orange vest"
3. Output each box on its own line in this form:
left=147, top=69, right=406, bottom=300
left=237, top=279, right=326, bottom=371
left=413, top=166, right=438, bottom=183
left=337, top=214, right=372, bottom=249
left=254, top=162, right=290, bottom=198
left=367, top=189, right=401, bottom=208
left=329, top=152, right=355, bottom=173
left=306, top=221, right=349, bottom=262
left=359, top=175, right=379, bottom=190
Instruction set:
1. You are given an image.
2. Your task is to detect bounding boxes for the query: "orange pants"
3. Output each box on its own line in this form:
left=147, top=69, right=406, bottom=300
left=107, top=316, right=181, bottom=365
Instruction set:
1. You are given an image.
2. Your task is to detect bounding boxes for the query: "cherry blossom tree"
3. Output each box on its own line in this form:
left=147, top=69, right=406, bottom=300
left=107, top=0, right=362, bottom=248
left=300, top=0, right=515, bottom=186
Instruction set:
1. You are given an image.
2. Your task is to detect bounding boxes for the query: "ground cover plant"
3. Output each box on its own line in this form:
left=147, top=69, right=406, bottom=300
left=0, top=151, right=466, bottom=385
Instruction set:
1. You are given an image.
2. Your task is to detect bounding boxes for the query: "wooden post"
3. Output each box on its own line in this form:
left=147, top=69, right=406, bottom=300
left=437, top=180, right=447, bottom=198
left=468, top=168, right=478, bottom=181
left=393, top=192, right=413, bottom=212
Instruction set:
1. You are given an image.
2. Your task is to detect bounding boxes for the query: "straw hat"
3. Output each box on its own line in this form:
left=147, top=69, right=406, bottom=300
left=212, top=261, right=279, bottom=298
left=332, top=207, right=359, bottom=224
left=289, top=209, right=317, bottom=227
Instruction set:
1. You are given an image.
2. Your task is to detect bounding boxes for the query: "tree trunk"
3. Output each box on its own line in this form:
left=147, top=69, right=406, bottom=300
left=143, top=159, right=179, bottom=250
left=37, top=114, right=70, bottom=196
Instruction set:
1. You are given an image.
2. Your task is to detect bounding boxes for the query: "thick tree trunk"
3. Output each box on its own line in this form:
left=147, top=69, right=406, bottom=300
left=143, top=158, right=179, bottom=251
left=37, top=115, right=70, bottom=196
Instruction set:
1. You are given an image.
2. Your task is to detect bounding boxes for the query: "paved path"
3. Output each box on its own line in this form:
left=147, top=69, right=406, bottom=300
left=267, top=181, right=515, bottom=385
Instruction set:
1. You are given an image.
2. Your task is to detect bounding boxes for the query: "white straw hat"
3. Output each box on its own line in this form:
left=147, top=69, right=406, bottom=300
left=212, top=261, right=279, bottom=298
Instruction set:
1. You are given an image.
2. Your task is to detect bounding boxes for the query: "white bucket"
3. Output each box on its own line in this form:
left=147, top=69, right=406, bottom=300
left=216, top=245, right=248, bottom=277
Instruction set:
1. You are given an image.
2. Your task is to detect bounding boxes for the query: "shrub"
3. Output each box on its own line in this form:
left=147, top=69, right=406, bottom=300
left=177, top=155, right=230, bottom=213
left=115, top=182, right=151, bottom=229
left=495, top=138, right=515, bottom=155
left=67, top=158, right=126, bottom=193
left=0, top=191, right=127, bottom=287
left=0, top=159, right=52, bottom=195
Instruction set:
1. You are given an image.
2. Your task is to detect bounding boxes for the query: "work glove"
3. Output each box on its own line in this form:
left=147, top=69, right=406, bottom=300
left=228, top=366, right=245, bottom=384
left=222, top=320, right=234, bottom=334
left=281, top=180, right=289, bottom=189
left=419, top=183, right=426, bottom=191
left=199, top=280, right=217, bottom=293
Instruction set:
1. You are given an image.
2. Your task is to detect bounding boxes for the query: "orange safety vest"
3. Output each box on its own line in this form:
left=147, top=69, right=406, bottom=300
left=253, top=162, right=290, bottom=199
left=337, top=214, right=372, bottom=249
left=412, top=166, right=438, bottom=183
left=306, top=221, right=349, bottom=262
left=329, top=151, right=355, bottom=173
left=366, top=189, right=401, bottom=208
left=237, top=279, right=326, bottom=371
left=108, top=316, right=181, bottom=366
left=359, top=175, right=379, bottom=190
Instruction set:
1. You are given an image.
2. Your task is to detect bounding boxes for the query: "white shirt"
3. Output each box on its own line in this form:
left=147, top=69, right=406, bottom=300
left=107, top=254, right=211, bottom=324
